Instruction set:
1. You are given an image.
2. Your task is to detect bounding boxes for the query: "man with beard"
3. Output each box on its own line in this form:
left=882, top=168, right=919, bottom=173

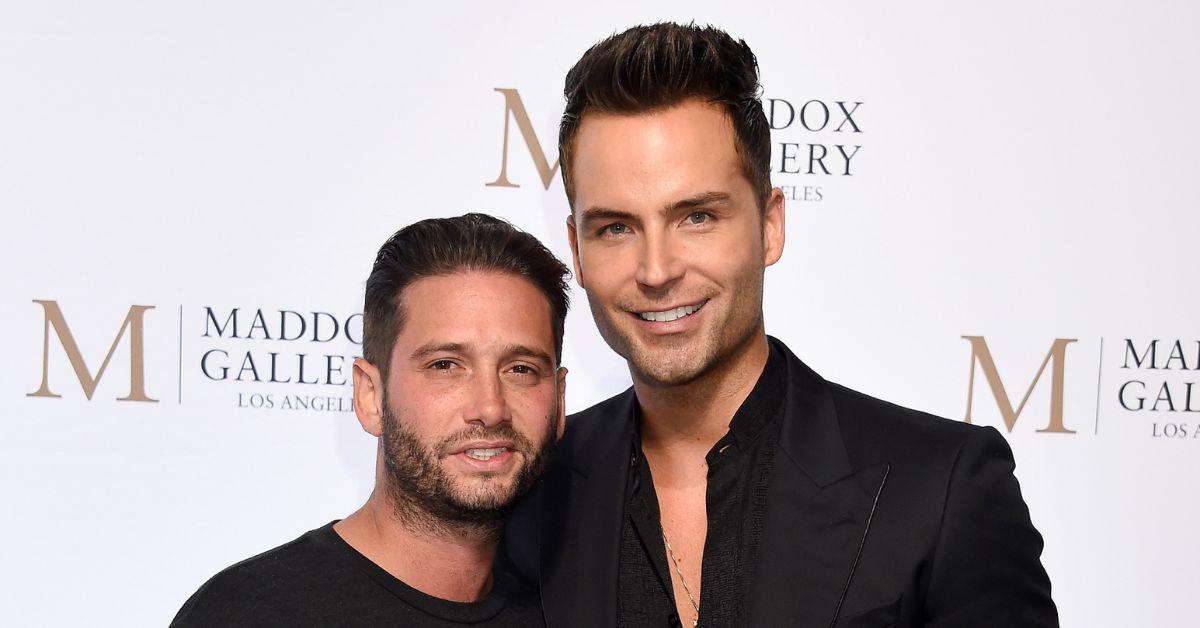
left=174, top=214, right=567, bottom=627
left=503, top=23, right=1058, bottom=628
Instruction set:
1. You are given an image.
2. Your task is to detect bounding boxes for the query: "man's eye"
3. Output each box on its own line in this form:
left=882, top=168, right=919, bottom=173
left=509, top=364, right=537, bottom=376
left=686, top=211, right=710, bottom=225
left=430, top=360, right=455, bottom=370
left=601, top=223, right=629, bottom=236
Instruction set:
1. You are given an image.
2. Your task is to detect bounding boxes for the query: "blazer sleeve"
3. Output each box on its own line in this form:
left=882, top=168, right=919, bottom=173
left=924, top=426, right=1059, bottom=627
left=499, top=480, right=543, bottom=589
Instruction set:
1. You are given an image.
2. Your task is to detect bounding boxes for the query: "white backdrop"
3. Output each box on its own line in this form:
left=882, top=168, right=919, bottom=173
left=2, top=2, right=1197, bottom=626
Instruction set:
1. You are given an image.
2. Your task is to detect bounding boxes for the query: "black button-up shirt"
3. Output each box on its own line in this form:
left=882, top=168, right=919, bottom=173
left=617, top=344, right=787, bottom=628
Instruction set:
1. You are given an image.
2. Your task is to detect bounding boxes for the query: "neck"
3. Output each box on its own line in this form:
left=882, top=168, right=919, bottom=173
left=634, top=330, right=770, bottom=459
left=334, top=488, right=498, bottom=603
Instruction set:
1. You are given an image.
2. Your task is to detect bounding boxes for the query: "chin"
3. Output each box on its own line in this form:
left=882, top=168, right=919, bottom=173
left=627, top=344, right=714, bottom=387
left=446, top=485, right=518, bottom=514
left=633, top=363, right=709, bottom=388
left=451, top=472, right=517, bottom=497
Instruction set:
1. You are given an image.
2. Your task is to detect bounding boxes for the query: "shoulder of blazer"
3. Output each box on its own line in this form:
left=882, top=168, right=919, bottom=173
left=498, top=389, right=636, bottom=587
left=554, top=386, right=636, bottom=476
left=824, top=380, right=1007, bottom=472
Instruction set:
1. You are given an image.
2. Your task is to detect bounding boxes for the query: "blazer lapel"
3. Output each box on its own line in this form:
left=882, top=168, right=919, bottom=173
left=540, top=389, right=636, bottom=628
left=749, top=340, right=891, bottom=627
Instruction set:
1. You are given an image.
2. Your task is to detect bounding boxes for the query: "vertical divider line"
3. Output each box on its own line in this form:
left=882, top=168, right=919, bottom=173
left=178, top=305, right=183, bottom=405
left=1093, top=337, right=1105, bottom=435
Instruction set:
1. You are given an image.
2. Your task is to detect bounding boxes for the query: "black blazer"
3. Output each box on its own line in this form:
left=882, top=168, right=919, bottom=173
left=503, top=338, right=1058, bottom=627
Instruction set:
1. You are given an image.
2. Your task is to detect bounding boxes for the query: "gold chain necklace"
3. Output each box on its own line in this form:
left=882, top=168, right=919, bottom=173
left=661, top=527, right=700, bottom=627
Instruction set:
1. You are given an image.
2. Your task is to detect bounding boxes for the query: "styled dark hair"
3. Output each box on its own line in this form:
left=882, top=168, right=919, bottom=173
left=559, top=22, right=771, bottom=209
left=362, top=213, right=570, bottom=374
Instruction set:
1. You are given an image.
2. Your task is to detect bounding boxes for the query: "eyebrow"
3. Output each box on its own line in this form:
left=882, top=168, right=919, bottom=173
left=503, top=344, right=554, bottom=366
left=409, top=342, right=465, bottom=361
left=580, top=191, right=733, bottom=225
left=669, top=191, right=732, bottom=213
left=408, top=341, right=553, bottom=366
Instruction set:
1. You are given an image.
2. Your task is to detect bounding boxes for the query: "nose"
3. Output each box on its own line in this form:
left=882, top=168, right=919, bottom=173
left=465, top=370, right=509, bottom=428
left=634, top=228, right=685, bottom=291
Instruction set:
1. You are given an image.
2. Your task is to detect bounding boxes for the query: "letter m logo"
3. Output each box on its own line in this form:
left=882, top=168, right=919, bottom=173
left=962, top=336, right=1076, bottom=433
left=485, top=88, right=560, bottom=190
left=27, top=300, right=158, bottom=402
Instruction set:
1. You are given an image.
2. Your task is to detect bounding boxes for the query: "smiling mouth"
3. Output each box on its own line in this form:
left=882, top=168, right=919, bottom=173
left=635, top=300, right=708, bottom=323
left=463, top=447, right=510, bottom=461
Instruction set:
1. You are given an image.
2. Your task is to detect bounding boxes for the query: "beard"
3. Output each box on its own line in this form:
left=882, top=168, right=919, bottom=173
left=585, top=265, right=766, bottom=388
left=378, top=396, right=557, bottom=536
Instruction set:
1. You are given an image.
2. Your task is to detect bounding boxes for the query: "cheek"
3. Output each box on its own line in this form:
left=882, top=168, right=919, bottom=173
left=506, top=384, right=558, bottom=425
left=580, top=245, right=634, bottom=290
left=389, top=376, right=461, bottom=433
left=688, top=225, right=761, bottom=278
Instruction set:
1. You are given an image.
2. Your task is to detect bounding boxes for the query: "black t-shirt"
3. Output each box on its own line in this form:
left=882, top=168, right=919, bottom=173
left=171, top=522, right=545, bottom=627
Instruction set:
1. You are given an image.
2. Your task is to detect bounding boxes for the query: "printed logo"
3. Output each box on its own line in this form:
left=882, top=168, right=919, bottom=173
left=962, top=336, right=1076, bottom=434
left=484, top=88, right=867, bottom=202
left=486, top=88, right=560, bottom=191
left=960, top=335, right=1200, bottom=440
left=27, top=300, right=361, bottom=413
left=27, top=300, right=157, bottom=402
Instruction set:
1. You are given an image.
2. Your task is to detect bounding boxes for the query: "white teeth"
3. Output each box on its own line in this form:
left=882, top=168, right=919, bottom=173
left=638, top=301, right=705, bottom=322
left=464, top=447, right=508, bottom=461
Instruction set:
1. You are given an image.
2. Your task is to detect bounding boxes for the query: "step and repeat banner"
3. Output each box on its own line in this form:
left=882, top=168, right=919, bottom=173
left=2, top=2, right=1196, bottom=626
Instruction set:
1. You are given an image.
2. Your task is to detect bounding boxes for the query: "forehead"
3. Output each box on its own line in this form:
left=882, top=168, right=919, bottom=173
left=394, top=271, right=555, bottom=353
left=571, top=100, right=748, bottom=211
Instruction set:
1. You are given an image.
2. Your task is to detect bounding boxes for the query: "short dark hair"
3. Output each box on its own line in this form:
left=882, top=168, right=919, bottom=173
left=362, top=213, right=570, bottom=375
left=559, top=22, right=771, bottom=209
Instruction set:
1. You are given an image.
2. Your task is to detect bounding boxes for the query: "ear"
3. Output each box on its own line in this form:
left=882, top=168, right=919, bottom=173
left=762, top=187, right=786, bottom=267
left=554, top=366, right=568, bottom=440
left=565, top=213, right=585, bottom=288
left=352, top=357, right=385, bottom=437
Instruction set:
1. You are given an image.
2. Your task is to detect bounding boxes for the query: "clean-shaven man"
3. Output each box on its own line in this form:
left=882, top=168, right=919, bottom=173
left=504, top=23, right=1058, bottom=628
left=174, top=214, right=568, bottom=626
